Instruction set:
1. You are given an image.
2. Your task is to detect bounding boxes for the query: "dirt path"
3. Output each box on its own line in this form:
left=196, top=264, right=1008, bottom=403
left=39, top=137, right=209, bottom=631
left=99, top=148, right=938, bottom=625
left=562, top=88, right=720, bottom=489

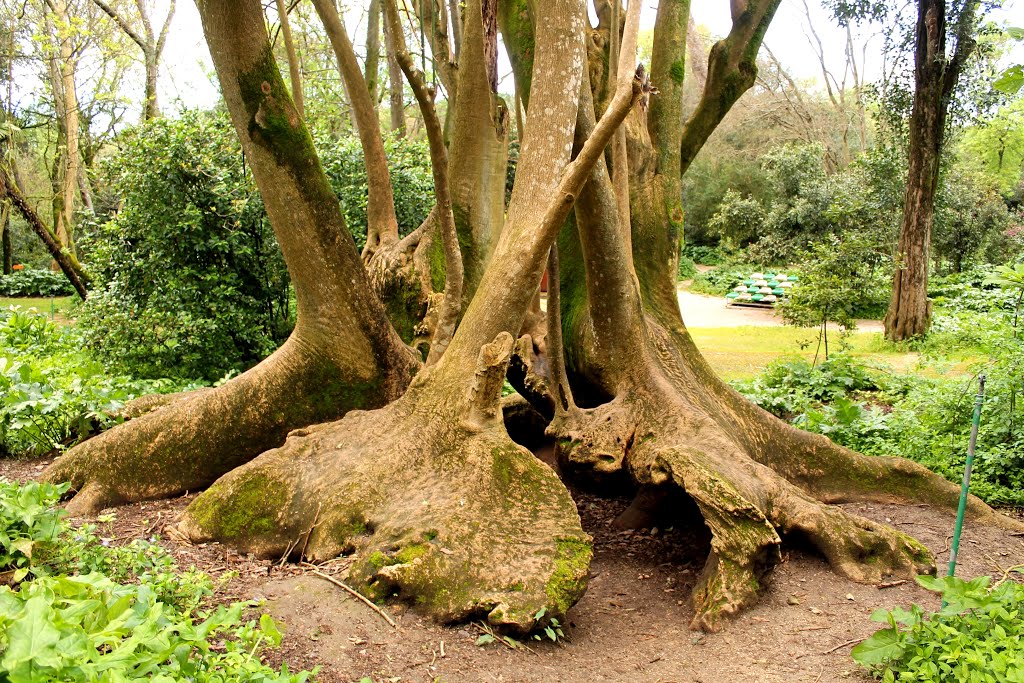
left=678, top=288, right=884, bottom=333
left=5, top=456, right=1022, bottom=683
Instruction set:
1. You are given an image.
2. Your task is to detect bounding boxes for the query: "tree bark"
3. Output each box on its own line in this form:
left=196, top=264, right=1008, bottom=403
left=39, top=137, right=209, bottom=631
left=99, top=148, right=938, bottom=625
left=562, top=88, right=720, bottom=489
left=382, top=7, right=406, bottom=137
left=312, top=0, right=399, bottom=256
left=884, top=0, right=978, bottom=341
left=44, top=0, right=80, bottom=254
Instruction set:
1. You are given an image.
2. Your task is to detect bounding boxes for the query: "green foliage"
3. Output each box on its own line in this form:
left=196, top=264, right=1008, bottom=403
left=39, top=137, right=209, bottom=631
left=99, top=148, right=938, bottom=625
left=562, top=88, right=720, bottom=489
left=0, top=270, right=74, bottom=297
left=853, top=573, right=1024, bottom=682
left=0, top=480, right=312, bottom=682
left=315, top=130, right=435, bottom=250
left=77, top=110, right=292, bottom=381
left=76, top=111, right=435, bottom=381
left=0, top=307, right=195, bottom=457
left=779, top=234, right=890, bottom=332
left=681, top=244, right=729, bottom=266
left=676, top=254, right=697, bottom=280
left=735, top=303, right=1024, bottom=505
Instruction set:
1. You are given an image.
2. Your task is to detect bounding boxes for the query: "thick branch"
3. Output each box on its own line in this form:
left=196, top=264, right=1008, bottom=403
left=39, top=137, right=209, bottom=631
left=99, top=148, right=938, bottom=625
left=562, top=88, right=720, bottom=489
left=91, top=0, right=148, bottom=53
left=678, top=0, right=781, bottom=176
left=312, top=0, right=400, bottom=254
left=383, top=0, right=463, bottom=364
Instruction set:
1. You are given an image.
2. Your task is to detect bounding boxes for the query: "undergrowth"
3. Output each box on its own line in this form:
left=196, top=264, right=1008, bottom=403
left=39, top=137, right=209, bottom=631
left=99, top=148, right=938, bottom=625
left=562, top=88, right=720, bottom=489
left=853, top=573, right=1024, bottom=682
left=0, top=479, right=313, bottom=682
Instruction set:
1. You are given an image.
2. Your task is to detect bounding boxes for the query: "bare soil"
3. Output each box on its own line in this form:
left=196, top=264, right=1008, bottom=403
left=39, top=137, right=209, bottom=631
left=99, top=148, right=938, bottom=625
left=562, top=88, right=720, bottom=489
left=5, top=456, right=1023, bottom=683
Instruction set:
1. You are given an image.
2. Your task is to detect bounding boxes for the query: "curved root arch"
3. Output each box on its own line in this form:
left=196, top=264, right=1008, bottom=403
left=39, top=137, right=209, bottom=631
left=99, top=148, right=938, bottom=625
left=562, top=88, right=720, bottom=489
left=551, top=314, right=1019, bottom=631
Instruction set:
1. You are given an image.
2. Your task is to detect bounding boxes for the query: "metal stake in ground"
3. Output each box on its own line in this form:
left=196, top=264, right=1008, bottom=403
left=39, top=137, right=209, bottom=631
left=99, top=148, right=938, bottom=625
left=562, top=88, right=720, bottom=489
left=948, top=374, right=986, bottom=579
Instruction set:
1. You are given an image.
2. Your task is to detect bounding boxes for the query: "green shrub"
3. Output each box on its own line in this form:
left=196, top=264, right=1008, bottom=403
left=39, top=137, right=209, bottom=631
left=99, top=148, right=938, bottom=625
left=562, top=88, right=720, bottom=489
left=681, top=244, right=729, bottom=265
left=677, top=254, right=698, bottom=280
left=0, top=269, right=74, bottom=297
left=853, top=574, right=1024, bottom=682
left=0, top=480, right=313, bottom=682
left=77, top=111, right=435, bottom=381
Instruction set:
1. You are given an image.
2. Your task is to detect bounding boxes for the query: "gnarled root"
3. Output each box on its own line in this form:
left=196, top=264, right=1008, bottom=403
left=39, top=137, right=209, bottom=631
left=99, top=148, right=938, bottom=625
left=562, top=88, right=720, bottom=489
left=44, top=334, right=417, bottom=516
left=551, top=379, right=942, bottom=631
left=178, top=333, right=591, bottom=632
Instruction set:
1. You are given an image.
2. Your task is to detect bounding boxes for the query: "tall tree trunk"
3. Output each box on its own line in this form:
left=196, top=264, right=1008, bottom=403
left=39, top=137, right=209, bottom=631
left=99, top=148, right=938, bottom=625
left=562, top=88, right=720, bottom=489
left=382, top=6, right=406, bottom=137
left=364, top=0, right=381, bottom=106
left=0, top=201, right=11, bottom=275
left=313, top=0, right=399, bottom=256
left=44, top=2, right=80, bottom=255
left=884, top=0, right=978, bottom=341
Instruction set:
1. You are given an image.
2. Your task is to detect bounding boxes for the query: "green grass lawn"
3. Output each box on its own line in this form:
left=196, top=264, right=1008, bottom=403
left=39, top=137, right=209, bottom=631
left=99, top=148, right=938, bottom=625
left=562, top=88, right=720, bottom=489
left=689, top=325, right=976, bottom=381
left=0, top=296, right=75, bottom=322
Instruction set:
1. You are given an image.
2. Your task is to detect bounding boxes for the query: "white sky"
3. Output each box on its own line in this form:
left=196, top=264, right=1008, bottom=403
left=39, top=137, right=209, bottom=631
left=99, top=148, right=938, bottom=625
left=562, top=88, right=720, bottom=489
left=151, top=0, right=1024, bottom=115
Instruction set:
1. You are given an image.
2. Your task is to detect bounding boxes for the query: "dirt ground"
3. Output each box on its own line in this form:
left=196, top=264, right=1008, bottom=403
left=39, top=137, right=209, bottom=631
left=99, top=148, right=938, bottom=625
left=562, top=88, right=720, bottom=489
left=4, top=455, right=1023, bottom=683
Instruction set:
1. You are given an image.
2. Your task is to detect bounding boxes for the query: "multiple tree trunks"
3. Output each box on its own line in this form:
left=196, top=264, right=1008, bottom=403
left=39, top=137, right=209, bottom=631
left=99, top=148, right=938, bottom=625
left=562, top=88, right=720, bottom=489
left=42, top=0, right=1021, bottom=639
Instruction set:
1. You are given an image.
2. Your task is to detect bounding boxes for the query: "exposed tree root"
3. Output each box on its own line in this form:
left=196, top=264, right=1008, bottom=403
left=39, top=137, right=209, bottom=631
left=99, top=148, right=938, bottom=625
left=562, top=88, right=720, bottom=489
left=550, top=317, right=1017, bottom=631
left=178, top=333, right=590, bottom=632
left=44, top=335, right=417, bottom=516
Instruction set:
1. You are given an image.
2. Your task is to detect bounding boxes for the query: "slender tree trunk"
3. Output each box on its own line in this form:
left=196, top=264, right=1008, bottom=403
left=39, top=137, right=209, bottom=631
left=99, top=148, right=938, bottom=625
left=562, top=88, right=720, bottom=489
left=884, top=0, right=978, bottom=341
left=365, top=0, right=381, bottom=106
left=0, top=202, right=11, bottom=275
left=382, top=6, right=406, bottom=137
left=0, top=167, right=89, bottom=299
left=313, top=0, right=399, bottom=255
left=44, top=3, right=79, bottom=255
left=275, top=0, right=305, bottom=117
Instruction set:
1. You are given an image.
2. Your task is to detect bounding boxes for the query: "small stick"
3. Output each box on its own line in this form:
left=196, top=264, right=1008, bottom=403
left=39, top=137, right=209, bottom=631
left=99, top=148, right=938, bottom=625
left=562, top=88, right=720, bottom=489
left=305, top=565, right=397, bottom=628
left=821, top=637, right=865, bottom=655
left=877, top=580, right=907, bottom=589
left=299, top=502, right=322, bottom=562
left=797, top=625, right=829, bottom=632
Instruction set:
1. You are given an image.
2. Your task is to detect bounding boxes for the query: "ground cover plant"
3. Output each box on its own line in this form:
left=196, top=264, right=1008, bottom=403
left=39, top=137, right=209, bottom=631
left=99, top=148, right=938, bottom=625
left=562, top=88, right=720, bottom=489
left=0, top=269, right=75, bottom=298
left=852, top=573, right=1024, bottom=682
left=0, top=307, right=196, bottom=457
left=0, top=479, right=313, bottom=682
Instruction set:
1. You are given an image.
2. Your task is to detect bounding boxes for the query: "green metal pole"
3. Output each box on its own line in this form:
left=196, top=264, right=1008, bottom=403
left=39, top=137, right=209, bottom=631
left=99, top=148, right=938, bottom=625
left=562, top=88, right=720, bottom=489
left=948, top=375, right=985, bottom=579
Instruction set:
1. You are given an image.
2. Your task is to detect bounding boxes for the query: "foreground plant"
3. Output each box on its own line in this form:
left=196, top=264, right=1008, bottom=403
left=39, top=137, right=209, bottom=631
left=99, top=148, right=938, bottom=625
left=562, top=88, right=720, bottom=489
left=853, top=573, right=1024, bottom=682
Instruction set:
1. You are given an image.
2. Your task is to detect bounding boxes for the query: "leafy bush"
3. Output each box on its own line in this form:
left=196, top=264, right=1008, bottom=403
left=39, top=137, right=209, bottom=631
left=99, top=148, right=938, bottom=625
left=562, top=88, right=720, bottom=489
left=0, top=269, right=74, bottom=297
left=0, top=480, right=313, bottom=682
left=677, top=254, right=698, bottom=280
left=853, top=574, right=1024, bottom=682
left=77, top=111, right=291, bottom=381
left=733, top=355, right=879, bottom=417
left=681, top=244, right=729, bottom=266
left=78, top=111, right=435, bottom=381
left=0, top=307, right=195, bottom=456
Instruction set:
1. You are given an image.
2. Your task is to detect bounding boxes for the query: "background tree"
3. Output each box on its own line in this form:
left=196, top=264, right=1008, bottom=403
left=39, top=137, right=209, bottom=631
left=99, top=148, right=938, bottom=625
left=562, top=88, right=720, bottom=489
left=90, top=0, right=176, bottom=121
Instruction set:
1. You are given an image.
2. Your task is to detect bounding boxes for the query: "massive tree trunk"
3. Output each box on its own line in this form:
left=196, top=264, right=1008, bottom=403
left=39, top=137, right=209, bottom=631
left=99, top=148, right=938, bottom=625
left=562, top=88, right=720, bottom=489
left=884, top=0, right=979, bottom=341
left=43, top=0, right=1021, bottom=640
left=45, top=0, right=419, bottom=514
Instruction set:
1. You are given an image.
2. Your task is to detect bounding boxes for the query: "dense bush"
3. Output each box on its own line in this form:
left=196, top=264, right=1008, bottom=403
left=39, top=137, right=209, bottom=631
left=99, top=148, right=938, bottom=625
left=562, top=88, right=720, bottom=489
left=0, top=269, right=74, bottom=297
left=77, top=110, right=435, bottom=381
left=853, top=574, right=1024, bottom=682
left=0, top=480, right=313, bottom=682
left=77, top=111, right=291, bottom=381
left=0, top=307, right=194, bottom=457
